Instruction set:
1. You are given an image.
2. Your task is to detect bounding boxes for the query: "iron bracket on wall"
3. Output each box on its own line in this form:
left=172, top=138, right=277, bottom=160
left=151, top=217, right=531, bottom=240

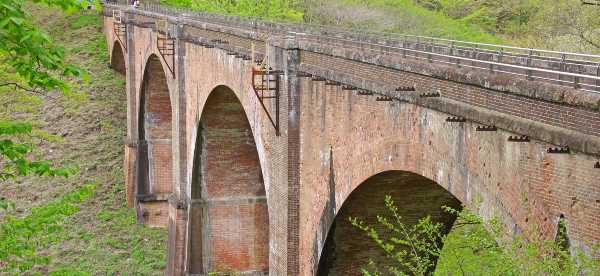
left=376, top=96, right=393, bottom=101
left=548, top=146, right=570, bottom=154
left=508, top=135, right=530, bottom=142
left=156, top=19, right=175, bottom=78
left=446, top=116, right=466, bottom=123
left=395, top=86, right=415, bottom=92
left=113, top=10, right=127, bottom=52
left=476, top=125, right=497, bottom=131
left=251, top=66, right=281, bottom=136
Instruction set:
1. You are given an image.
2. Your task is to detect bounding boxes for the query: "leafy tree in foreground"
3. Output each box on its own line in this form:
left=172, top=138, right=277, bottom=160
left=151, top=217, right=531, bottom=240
left=0, top=0, right=92, bottom=192
left=350, top=195, right=600, bottom=275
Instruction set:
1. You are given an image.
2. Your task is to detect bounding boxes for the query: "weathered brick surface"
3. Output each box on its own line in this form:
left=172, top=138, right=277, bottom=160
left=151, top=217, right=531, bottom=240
left=298, top=80, right=600, bottom=275
left=300, top=51, right=600, bottom=139
left=102, top=8, right=600, bottom=276
left=182, top=42, right=289, bottom=275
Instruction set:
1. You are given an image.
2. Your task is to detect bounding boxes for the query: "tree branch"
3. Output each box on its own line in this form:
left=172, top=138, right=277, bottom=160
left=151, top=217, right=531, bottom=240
left=0, top=82, right=57, bottom=100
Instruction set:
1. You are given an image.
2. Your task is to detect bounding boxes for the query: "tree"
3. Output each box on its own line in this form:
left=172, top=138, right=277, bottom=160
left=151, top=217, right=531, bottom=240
left=0, top=0, right=91, bottom=192
left=350, top=196, right=600, bottom=275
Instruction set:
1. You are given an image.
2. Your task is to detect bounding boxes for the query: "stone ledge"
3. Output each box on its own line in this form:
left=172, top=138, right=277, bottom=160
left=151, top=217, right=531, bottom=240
left=136, top=193, right=170, bottom=202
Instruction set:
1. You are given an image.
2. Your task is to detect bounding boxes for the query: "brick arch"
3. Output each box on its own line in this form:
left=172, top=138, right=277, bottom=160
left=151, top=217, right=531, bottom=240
left=136, top=54, right=173, bottom=201
left=315, top=170, right=461, bottom=275
left=110, top=40, right=126, bottom=75
left=187, top=85, right=269, bottom=274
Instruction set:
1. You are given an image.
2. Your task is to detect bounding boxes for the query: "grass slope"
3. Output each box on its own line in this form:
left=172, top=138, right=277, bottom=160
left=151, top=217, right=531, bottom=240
left=1, top=4, right=166, bottom=274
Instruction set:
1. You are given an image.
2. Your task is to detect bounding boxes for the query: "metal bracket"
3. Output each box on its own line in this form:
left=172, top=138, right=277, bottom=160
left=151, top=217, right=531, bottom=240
left=476, top=125, right=497, bottom=131
left=594, top=161, right=600, bottom=168
left=547, top=146, right=570, bottom=154
left=251, top=67, right=281, bottom=136
left=508, top=135, right=530, bottom=142
left=113, top=10, right=127, bottom=52
left=156, top=19, right=175, bottom=78
left=376, top=96, right=393, bottom=101
left=420, top=92, right=440, bottom=98
left=395, top=86, right=415, bottom=92
left=446, top=116, right=466, bottom=123
left=358, top=90, right=373, bottom=96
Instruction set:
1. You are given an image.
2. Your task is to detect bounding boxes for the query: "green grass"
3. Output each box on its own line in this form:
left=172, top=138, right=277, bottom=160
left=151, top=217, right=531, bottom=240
left=160, top=0, right=304, bottom=22
left=342, top=0, right=502, bottom=43
left=0, top=3, right=167, bottom=275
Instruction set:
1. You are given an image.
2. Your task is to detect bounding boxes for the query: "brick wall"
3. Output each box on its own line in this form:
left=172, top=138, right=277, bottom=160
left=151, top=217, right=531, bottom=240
left=188, top=86, right=269, bottom=274
left=141, top=55, right=174, bottom=195
left=299, top=51, right=600, bottom=139
left=183, top=42, right=290, bottom=275
left=110, top=41, right=127, bottom=75
left=298, top=79, right=600, bottom=275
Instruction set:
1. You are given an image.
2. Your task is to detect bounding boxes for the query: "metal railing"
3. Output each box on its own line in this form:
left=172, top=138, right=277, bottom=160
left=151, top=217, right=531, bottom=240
left=103, top=1, right=600, bottom=93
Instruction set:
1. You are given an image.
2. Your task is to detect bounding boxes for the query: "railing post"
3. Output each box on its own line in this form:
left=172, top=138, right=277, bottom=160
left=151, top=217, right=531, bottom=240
left=526, top=50, right=533, bottom=80
left=596, top=63, right=600, bottom=92
left=559, top=53, right=566, bottom=83
left=427, top=38, right=432, bottom=62
left=450, top=41, right=455, bottom=64
left=472, top=44, right=478, bottom=67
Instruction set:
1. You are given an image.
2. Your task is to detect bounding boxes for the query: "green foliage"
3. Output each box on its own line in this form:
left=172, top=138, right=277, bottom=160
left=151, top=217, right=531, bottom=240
left=0, top=0, right=93, bottom=191
left=0, top=184, right=95, bottom=274
left=160, top=0, right=304, bottom=21
left=413, top=0, right=600, bottom=51
left=0, top=120, right=77, bottom=181
left=303, top=0, right=502, bottom=43
left=349, top=195, right=445, bottom=275
left=0, top=0, right=91, bottom=92
left=351, top=195, right=600, bottom=275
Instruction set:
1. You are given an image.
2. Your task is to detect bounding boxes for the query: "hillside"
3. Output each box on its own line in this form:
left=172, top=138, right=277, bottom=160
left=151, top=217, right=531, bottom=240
left=0, top=4, right=166, bottom=274
left=160, top=0, right=600, bottom=53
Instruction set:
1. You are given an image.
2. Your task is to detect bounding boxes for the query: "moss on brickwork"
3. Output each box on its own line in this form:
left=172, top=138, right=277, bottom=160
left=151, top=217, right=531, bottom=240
left=0, top=3, right=166, bottom=274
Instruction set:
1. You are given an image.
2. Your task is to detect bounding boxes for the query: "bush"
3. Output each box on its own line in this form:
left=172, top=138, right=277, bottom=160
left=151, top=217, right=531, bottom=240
left=350, top=195, right=600, bottom=275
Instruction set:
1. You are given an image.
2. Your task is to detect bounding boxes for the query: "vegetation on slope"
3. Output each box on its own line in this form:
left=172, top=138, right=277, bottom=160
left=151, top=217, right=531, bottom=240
left=160, top=0, right=304, bottom=21
left=1, top=3, right=166, bottom=274
left=304, top=0, right=502, bottom=43
left=160, top=0, right=600, bottom=52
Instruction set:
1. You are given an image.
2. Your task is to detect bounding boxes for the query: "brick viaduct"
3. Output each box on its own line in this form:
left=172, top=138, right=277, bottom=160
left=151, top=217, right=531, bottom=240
left=102, top=2, right=600, bottom=275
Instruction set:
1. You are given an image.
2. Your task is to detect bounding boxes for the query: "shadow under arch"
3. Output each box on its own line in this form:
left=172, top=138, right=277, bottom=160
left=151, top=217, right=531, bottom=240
left=188, top=85, right=269, bottom=274
left=317, top=170, right=462, bottom=275
left=110, top=41, right=126, bottom=75
left=136, top=54, right=173, bottom=200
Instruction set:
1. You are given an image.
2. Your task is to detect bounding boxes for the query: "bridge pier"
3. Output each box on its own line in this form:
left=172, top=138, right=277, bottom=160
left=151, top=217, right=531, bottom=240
left=102, top=4, right=600, bottom=275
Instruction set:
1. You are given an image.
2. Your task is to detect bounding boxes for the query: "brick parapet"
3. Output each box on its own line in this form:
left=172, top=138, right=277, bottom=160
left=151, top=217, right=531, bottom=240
left=298, top=60, right=600, bottom=157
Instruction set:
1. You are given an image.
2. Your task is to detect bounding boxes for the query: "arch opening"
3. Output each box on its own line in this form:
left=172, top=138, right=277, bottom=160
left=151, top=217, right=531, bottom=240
left=188, top=85, right=269, bottom=274
left=137, top=55, right=173, bottom=197
left=317, top=171, right=461, bottom=275
left=110, top=42, right=126, bottom=75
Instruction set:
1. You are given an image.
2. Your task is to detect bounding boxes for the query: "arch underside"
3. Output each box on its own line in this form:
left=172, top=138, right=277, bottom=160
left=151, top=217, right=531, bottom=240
left=137, top=54, right=173, bottom=201
left=188, top=85, right=269, bottom=274
left=111, top=41, right=126, bottom=75
left=317, top=171, right=461, bottom=275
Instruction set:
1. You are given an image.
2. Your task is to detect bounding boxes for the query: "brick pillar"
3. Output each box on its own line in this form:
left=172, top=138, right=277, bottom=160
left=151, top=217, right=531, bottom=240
left=124, top=11, right=137, bottom=208
left=167, top=20, right=188, bottom=276
left=284, top=36, right=301, bottom=275
left=124, top=139, right=137, bottom=208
